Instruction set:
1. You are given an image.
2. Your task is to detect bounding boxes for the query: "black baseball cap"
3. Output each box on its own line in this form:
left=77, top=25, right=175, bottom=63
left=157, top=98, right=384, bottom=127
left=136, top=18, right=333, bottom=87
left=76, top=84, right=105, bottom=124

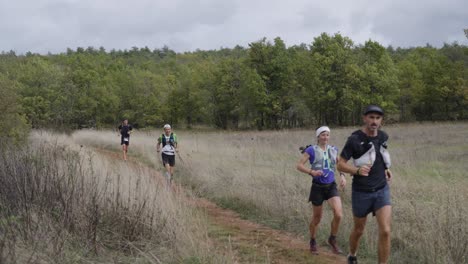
left=363, top=105, right=384, bottom=115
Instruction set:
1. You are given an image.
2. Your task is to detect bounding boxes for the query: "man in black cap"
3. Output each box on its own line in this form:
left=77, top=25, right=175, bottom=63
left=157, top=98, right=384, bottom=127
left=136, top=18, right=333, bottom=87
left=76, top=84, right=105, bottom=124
left=337, top=105, right=393, bottom=264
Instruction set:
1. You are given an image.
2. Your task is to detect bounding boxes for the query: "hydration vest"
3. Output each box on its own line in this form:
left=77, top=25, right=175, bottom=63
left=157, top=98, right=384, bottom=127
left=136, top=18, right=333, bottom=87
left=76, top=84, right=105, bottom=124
left=308, top=145, right=338, bottom=172
left=351, top=130, right=391, bottom=169
left=161, top=133, right=175, bottom=147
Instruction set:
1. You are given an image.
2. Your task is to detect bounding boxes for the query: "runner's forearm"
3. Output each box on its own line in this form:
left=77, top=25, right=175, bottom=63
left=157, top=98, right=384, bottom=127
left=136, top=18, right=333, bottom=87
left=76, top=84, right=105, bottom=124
left=296, top=154, right=313, bottom=175
left=296, top=162, right=321, bottom=177
left=337, top=157, right=360, bottom=175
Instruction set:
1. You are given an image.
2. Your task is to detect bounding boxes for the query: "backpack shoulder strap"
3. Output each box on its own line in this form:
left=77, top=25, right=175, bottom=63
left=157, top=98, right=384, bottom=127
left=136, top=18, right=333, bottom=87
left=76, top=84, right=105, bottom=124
left=377, top=130, right=389, bottom=147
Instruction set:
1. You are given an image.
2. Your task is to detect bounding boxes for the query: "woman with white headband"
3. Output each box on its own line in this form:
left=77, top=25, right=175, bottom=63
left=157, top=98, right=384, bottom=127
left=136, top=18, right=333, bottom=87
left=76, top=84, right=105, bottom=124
left=296, top=126, right=346, bottom=255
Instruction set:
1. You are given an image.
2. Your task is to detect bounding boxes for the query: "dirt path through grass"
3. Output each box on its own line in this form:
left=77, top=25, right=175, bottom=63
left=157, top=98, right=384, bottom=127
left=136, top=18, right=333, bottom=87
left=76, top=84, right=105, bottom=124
left=95, top=148, right=346, bottom=264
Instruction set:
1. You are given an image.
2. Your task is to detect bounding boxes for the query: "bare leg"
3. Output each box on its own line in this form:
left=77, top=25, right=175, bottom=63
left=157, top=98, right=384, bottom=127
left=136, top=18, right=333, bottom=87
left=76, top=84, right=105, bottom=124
left=349, top=216, right=367, bottom=256
left=375, top=205, right=392, bottom=264
left=327, top=196, right=343, bottom=254
left=164, top=163, right=172, bottom=187
left=327, top=196, right=343, bottom=236
left=309, top=205, right=323, bottom=239
left=122, top=145, right=127, bottom=160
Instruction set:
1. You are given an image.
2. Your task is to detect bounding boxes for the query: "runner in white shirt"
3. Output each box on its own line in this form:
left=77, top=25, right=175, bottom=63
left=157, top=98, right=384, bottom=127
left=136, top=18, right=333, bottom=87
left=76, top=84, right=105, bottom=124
left=156, top=124, right=178, bottom=187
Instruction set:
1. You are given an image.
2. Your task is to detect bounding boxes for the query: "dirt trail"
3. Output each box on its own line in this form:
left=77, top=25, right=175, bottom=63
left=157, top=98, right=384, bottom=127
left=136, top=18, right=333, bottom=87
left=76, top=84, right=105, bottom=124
left=95, top=148, right=346, bottom=264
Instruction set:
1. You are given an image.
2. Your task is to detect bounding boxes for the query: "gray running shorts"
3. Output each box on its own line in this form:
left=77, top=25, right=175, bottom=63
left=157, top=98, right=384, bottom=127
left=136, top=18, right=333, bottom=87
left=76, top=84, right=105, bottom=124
left=352, top=184, right=391, bottom=217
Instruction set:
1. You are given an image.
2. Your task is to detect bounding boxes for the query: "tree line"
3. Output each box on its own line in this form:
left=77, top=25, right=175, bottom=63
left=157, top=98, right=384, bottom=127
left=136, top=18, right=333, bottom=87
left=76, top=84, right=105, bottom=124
left=1, top=33, right=467, bottom=137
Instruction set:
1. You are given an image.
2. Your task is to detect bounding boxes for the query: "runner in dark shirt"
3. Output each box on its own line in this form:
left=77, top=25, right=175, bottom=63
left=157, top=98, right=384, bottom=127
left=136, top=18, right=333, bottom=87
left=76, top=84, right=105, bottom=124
left=337, top=105, right=393, bottom=264
left=118, top=119, right=133, bottom=161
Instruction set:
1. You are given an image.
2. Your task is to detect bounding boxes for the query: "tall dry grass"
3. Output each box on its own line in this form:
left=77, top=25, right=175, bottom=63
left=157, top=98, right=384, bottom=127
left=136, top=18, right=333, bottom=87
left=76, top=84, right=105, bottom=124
left=0, top=131, right=232, bottom=263
left=71, top=123, right=468, bottom=264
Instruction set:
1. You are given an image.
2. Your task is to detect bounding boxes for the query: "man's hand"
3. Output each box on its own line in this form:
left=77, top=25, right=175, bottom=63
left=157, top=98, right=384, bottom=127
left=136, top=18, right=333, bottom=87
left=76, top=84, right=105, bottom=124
left=385, top=169, right=393, bottom=182
left=339, top=174, right=346, bottom=190
left=357, top=165, right=372, bottom=176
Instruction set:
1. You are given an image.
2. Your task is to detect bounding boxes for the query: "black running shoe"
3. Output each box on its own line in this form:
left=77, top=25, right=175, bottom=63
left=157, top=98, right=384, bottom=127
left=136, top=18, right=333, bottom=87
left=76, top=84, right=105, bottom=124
left=327, top=236, right=343, bottom=254
left=347, top=255, right=358, bottom=264
left=309, top=239, right=318, bottom=255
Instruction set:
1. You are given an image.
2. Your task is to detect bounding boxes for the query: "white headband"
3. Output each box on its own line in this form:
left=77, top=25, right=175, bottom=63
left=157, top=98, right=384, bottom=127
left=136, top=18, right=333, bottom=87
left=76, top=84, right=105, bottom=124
left=163, top=124, right=171, bottom=129
left=316, top=126, right=330, bottom=137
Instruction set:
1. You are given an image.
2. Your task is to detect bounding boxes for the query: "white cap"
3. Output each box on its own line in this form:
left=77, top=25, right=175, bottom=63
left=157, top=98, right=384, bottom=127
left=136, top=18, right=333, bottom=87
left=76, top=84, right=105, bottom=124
left=163, top=124, right=171, bottom=129
left=316, top=126, right=330, bottom=137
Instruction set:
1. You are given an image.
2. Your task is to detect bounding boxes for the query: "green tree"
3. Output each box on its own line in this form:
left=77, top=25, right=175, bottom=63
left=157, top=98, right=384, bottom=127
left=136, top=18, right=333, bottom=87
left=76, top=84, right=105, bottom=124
left=248, top=37, right=294, bottom=128
left=396, top=60, right=424, bottom=121
left=210, top=58, right=266, bottom=129
left=355, top=40, right=399, bottom=120
left=310, top=33, right=358, bottom=125
left=407, top=47, right=467, bottom=120
left=1, top=36, right=466, bottom=130
left=0, top=73, right=30, bottom=141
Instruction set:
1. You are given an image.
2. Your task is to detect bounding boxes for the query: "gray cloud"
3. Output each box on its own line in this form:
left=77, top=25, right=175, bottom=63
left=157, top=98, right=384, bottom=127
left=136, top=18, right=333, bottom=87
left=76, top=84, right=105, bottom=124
left=0, top=0, right=466, bottom=54
left=371, top=0, right=468, bottom=47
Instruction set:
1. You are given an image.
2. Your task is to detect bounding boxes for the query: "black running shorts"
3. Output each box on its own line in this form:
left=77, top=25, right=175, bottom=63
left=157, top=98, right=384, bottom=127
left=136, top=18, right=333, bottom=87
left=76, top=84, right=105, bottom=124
left=309, top=182, right=339, bottom=206
left=121, top=136, right=130, bottom=145
left=162, top=153, right=175, bottom=167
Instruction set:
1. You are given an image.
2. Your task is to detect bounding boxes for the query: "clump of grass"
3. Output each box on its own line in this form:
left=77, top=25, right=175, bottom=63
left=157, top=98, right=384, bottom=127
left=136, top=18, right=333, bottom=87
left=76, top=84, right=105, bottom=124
left=0, top=132, right=229, bottom=263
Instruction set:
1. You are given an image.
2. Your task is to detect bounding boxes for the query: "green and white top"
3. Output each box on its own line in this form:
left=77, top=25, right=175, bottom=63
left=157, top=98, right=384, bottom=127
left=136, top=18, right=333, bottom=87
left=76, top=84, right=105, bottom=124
left=158, top=133, right=178, bottom=155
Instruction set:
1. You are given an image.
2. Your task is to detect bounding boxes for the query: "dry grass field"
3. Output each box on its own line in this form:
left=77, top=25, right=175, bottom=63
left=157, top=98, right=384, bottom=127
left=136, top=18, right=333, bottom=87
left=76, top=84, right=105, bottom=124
left=74, top=122, right=468, bottom=263
left=170, top=122, right=468, bottom=264
left=0, top=132, right=232, bottom=263
left=1, top=122, right=467, bottom=263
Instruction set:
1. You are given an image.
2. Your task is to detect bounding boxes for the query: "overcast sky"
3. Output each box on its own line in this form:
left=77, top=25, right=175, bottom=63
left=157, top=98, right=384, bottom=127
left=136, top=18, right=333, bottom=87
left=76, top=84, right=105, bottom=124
left=1, top=0, right=467, bottom=54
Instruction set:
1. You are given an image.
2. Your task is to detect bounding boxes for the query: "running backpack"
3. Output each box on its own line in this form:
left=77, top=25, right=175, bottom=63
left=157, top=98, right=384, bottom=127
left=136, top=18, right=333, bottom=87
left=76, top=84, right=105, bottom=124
left=299, top=145, right=312, bottom=154
left=351, top=130, right=391, bottom=169
left=161, top=133, right=175, bottom=147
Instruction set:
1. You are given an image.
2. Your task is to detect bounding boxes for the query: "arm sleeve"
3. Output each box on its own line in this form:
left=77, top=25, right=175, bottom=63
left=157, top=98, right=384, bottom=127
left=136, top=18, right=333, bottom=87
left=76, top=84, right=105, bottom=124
left=129, top=125, right=133, bottom=131
left=340, top=137, right=355, bottom=160
left=173, top=134, right=178, bottom=143
left=305, top=146, right=315, bottom=164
